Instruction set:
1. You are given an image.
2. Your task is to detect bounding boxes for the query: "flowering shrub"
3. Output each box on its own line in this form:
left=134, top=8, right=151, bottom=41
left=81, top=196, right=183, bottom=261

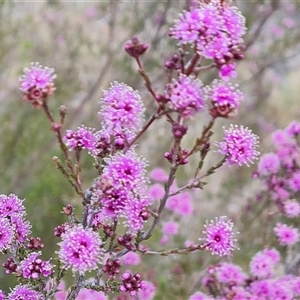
left=1, top=0, right=300, bottom=299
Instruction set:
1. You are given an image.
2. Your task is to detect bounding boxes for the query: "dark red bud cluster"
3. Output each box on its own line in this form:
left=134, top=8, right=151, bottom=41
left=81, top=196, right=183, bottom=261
left=62, top=204, right=73, bottom=216
left=164, top=147, right=189, bottom=165
left=164, top=54, right=181, bottom=70
left=124, top=37, right=148, bottom=59
left=27, top=237, right=44, bottom=250
left=172, top=123, right=188, bottom=140
left=120, top=272, right=143, bottom=296
left=102, top=259, right=121, bottom=279
left=214, top=44, right=245, bottom=68
left=117, top=234, right=135, bottom=251
left=2, top=258, right=18, bottom=274
left=54, top=223, right=68, bottom=237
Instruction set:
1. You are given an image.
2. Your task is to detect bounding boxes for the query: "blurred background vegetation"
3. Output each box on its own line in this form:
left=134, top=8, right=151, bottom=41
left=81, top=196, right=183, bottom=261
left=0, top=0, right=300, bottom=298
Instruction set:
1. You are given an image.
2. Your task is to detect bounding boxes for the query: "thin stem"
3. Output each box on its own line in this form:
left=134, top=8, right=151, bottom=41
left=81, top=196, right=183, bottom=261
left=124, top=108, right=160, bottom=152
left=185, top=53, right=201, bottom=76
left=66, top=275, right=84, bottom=300
left=138, top=244, right=206, bottom=256
left=170, top=157, right=227, bottom=196
left=42, top=101, right=84, bottom=198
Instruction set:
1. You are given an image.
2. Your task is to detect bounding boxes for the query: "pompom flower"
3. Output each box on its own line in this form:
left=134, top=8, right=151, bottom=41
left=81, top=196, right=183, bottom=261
left=216, top=124, right=259, bottom=166
left=8, top=284, right=44, bottom=300
left=97, top=150, right=150, bottom=233
left=137, top=280, right=156, bottom=300
left=19, top=62, right=56, bottom=92
left=216, top=262, right=246, bottom=285
left=122, top=252, right=141, bottom=266
left=0, top=194, right=26, bottom=217
left=58, top=225, right=103, bottom=274
left=165, top=74, right=205, bottom=117
left=257, top=153, right=280, bottom=175
left=20, top=252, right=53, bottom=279
left=169, top=2, right=246, bottom=63
left=149, top=167, right=168, bottom=182
left=206, top=80, right=244, bottom=118
left=284, top=200, right=300, bottom=218
left=162, top=221, right=179, bottom=236
left=0, top=290, right=5, bottom=300
left=219, top=63, right=237, bottom=81
left=100, top=81, right=145, bottom=133
left=77, top=289, right=107, bottom=300
left=0, top=217, right=14, bottom=252
left=274, top=223, right=299, bottom=246
left=189, top=291, right=213, bottom=300
left=63, top=126, right=96, bottom=151
left=19, top=62, right=56, bottom=107
left=10, top=215, right=31, bottom=243
left=201, top=216, right=237, bottom=257
left=289, top=171, right=300, bottom=192
left=250, top=251, right=275, bottom=278
left=149, top=183, right=165, bottom=201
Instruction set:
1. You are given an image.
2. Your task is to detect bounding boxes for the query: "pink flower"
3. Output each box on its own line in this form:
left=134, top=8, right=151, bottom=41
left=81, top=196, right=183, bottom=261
left=274, top=223, right=299, bottom=246
left=0, top=290, right=5, bottom=300
left=289, top=171, right=300, bottom=191
left=0, top=217, right=14, bottom=252
left=19, top=62, right=56, bottom=107
left=149, top=168, right=168, bottom=182
left=189, top=291, right=212, bottom=300
left=98, top=150, right=150, bottom=233
left=19, top=62, right=56, bottom=92
left=262, top=248, right=280, bottom=264
left=21, top=251, right=52, bottom=279
left=63, top=126, right=96, bottom=151
left=219, top=63, right=237, bottom=81
left=58, top=225, right=103, bottom=274
left=285, top=121, right=300, bottom=136
left=271, top=129, right=293, bottom=147
left=162, top=221, right=179, bottom=236
left=149, top=183, right=165, bottom=201
left=216, top=262, right=246, bottom=285
left=250, top=251, right=275, bottom=278
left=100, top=82, right=145, bottom=133
left=10, top=215, right=31, bottom=243
left=137, top=281, right=156, bottom=300
left=176, top=192, right=193, bottom=216
left=284, top=200, right=300, bottom=218
left=165, top=74, right=205, bottom=117
left=250, top=280, right=272, bottom=298
left=0, top=194, right=25, bottom=217
left=77, top=288, right=107, bottom=300
left=122, top=252, right=141, bottom=266
left=216, top=124, right=259, bottom=166
left=201, top=216, right=237, bottom=257
left=257, top=153, right=280, bottom=175
left=8, top=284, right=44, bottom=300
left=206, top=80, right=243, bottom=110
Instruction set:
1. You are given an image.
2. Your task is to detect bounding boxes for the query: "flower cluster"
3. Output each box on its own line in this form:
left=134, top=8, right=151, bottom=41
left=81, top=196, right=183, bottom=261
left=57, top=225, right=103, bottom=274
left=164, top=74, right=205, bottom=117
left=20, top=251, right=52, bottom=279
left=0, top=194, right=31, bottom=251
left=255, top=121, right=300, bottom=239
left=194, top=247, right=300, bottom=299
left=201, top=216, right=237, bottom=257
left=205, top=80, right=244, bottom=118
left=169, top=0, right=246, bottom=79
left=100, top=81, right=145, bottom=134
left=92, top=151, right=150, bottom=233
left=19, top=62, right=56, bottom=107
left=216, top=124, right=260, bottom=166
left=63, top=126, right=96, bottom=152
